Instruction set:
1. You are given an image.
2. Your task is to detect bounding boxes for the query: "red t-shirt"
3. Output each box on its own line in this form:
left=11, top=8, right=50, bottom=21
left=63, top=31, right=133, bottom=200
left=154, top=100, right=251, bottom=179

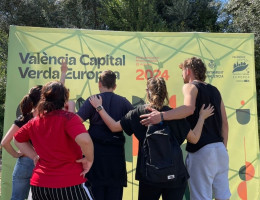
left=14, top=110, right=88, bottom=188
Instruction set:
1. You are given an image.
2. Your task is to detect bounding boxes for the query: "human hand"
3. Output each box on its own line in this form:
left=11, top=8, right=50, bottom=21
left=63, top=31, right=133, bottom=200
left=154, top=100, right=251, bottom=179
left=199, top=104, right=214, bottom=120
left=15, top=151, right=24, bottom=158
left=140, top=107, right=160, bottom=126
left=60, top=59, right=68, bottom=73
left=89, top=95, right=102, bottom=109
left=76, top=157, right=93, bottom=177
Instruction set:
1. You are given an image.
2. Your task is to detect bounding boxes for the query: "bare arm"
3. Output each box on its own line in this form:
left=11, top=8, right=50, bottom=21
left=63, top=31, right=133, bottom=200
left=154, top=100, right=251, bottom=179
left=1, top=124, right=23, bottom=158
left=14, top=139, right=38, bottom=160
left=220, top=100, right=228, bottom=148
left=60, top=60, right=76, bottom=113
left=60, top=59, right=68, bottom=85
left=140, top=83, right=197, bottom=125
left=75, top=133, right=94, bottom=177
left=186, top=104, right=214, bottom=144
left=89, top=95, right=123, bottom=132
left=164, top=83, right=197, bottom=119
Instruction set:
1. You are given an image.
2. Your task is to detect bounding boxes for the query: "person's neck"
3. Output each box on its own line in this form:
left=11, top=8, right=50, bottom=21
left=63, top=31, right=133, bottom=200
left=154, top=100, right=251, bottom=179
left=99, top=88, right=114, bottom=93
left=189, top=78, right=202, bottom=83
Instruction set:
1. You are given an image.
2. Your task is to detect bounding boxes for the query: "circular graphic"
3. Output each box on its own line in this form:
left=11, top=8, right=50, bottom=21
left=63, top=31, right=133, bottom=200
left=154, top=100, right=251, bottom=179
left=237, top=181, right=247, bottom=200
left=238, top=162, right=255, bottom=181
left=241, top=100, right=245, bottom=105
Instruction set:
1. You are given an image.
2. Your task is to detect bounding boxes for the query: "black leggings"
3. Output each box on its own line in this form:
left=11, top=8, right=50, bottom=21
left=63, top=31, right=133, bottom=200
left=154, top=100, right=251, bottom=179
left=138, top=181, right=187, bottom=200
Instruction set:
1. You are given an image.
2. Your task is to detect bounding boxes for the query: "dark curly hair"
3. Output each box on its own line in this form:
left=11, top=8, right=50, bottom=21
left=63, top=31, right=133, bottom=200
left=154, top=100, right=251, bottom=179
left=19, top=85, right=42, bottom=120
left=181, top=57, right=207, bottom=81
left=146, top=77, right=169, bottom=110
left=37, top=81, right=69, bottom=116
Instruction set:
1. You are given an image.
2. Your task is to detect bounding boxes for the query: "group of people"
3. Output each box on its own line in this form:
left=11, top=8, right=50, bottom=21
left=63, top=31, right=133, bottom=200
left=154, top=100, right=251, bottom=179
left=1, top=57, right=231, bottom=200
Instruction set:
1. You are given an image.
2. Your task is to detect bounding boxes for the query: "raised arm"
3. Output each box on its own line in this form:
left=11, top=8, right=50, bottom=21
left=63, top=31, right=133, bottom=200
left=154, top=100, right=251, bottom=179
left=186, top=104, right=214, bottom=144
left=1, top=124, right=23, bottom=158
left=140, top=83, right=197, bottom=125
left=75, top=133, right=94, bottom=177
left=60, top=59, right=68, bottom=85
left=60, top=60, right=76, bottom=113
left=89, top=95, right=123, bottom=132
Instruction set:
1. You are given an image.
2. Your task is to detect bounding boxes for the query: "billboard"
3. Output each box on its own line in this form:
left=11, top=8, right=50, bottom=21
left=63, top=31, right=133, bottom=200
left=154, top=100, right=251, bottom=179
left=1, top=26, right=259, bottom=200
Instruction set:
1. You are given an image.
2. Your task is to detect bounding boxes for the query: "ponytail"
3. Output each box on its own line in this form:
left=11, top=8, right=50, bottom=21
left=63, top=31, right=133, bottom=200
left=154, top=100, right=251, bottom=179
left=19, top=94, right=34, bottom=120
left=146, top=77, right=169, bottom=110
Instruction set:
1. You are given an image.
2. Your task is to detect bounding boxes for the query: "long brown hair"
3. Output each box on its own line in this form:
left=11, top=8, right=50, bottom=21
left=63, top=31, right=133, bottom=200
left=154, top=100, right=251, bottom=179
left=146, top=77, right=169, bottom=110
left=19, top=85, right=42, bottom=120
left=37, top=81, right=69, bottom=116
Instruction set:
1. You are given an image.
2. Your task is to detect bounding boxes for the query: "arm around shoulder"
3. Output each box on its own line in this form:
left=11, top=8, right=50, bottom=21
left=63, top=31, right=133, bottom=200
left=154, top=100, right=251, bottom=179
left=89, top=95, right=123, bottom=132
left=163, top=83, right=197, bottom=120
left=186, top=104, right=214, bottom=144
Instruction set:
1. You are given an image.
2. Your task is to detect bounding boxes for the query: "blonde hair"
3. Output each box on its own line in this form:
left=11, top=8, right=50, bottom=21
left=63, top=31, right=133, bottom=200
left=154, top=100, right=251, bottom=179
left=146, top=77, right=169, bottom=110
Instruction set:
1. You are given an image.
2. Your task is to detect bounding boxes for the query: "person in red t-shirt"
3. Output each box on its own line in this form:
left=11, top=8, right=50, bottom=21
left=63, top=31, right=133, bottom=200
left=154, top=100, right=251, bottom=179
left=14, top=81, right=94, bottom=200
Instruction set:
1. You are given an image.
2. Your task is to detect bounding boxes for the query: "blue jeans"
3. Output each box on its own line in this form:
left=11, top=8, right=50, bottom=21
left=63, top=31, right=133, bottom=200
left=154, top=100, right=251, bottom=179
left=11, top=156, right=34, bottom=200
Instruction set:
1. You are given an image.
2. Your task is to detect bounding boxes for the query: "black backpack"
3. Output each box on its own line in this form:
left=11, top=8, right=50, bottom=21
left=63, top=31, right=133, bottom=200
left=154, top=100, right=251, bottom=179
left=140, top=122, right=184, bottom=183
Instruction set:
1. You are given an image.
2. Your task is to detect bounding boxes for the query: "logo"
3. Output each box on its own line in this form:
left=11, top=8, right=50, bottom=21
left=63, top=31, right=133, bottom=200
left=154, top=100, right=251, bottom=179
left=167, top=175, right=175, bottom=180
left=206, top=60, right=224, bottom=79
left=232, top=56, right=250, bottom=83
left=232, top=62, right=248, bottom=73
left=208, top=60, right=216, bottom=69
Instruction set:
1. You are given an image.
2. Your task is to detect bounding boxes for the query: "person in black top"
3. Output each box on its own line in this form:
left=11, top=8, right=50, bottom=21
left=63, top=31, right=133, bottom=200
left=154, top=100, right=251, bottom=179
left=1, top=85, right=42, bottom=200
left=140, top=57, right=231, bottom=200
left=77, top=70, right=133, bottom=200
left=89, top=77, right=214, bottom=200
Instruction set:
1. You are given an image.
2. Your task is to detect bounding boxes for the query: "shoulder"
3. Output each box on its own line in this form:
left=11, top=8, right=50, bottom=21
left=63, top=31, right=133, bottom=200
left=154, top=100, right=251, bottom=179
left=161, top=105, right=172, bottom=112
left=114, top=93, right=129, bottom=101
left=182, top=83, right=198, bottom=95
left=14, top=114, right=33, bottom=128
left=207, top=84, right=222, bottom=96
left=124, top=105, right=146, bottom=118
left=182, top=83, right=197, bottom=91
left=51, top=110, right=77, bottom=121
left=208, top=83, right=219, bottom=91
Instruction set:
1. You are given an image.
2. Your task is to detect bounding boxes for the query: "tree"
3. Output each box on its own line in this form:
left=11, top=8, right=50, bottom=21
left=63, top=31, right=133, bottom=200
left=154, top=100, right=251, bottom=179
left=0, top=30, right=8, bottom=140
left=99, top=0, right=167, bottom=31
left=0, top=0, right=105, bottom=140
left=224, top=0, right=260, bottom=134
left=155, top=0, right=222, bottom=32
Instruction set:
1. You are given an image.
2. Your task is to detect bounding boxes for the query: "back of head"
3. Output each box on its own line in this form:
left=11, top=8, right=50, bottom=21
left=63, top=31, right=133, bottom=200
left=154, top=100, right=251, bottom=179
left=146, top=77, right=169, bottom=110
left=99, top=70, right=116, bottom=89
left=183, top=57, right=207, bottom=81
left=37, top=81, right=69, bottom=115
left=19, top=85, right=42, bottom=119
left=29, top=85, right=43, bottom=107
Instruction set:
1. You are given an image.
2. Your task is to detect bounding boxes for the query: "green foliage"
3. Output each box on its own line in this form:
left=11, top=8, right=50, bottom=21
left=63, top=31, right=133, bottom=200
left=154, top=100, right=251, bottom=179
left=0, top=30, right=8, bottom=140
left=224, top=0, right=260, bottom=132
left=99, top=0, right=167, bottom=31
left=99, top=0, right=222, bottom=32
left=156, top=0, right=222, bottom=32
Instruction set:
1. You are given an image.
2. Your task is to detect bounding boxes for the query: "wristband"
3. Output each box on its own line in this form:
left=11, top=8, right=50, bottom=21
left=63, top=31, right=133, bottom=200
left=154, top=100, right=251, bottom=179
left=160, top=112, right=164, bottom=121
